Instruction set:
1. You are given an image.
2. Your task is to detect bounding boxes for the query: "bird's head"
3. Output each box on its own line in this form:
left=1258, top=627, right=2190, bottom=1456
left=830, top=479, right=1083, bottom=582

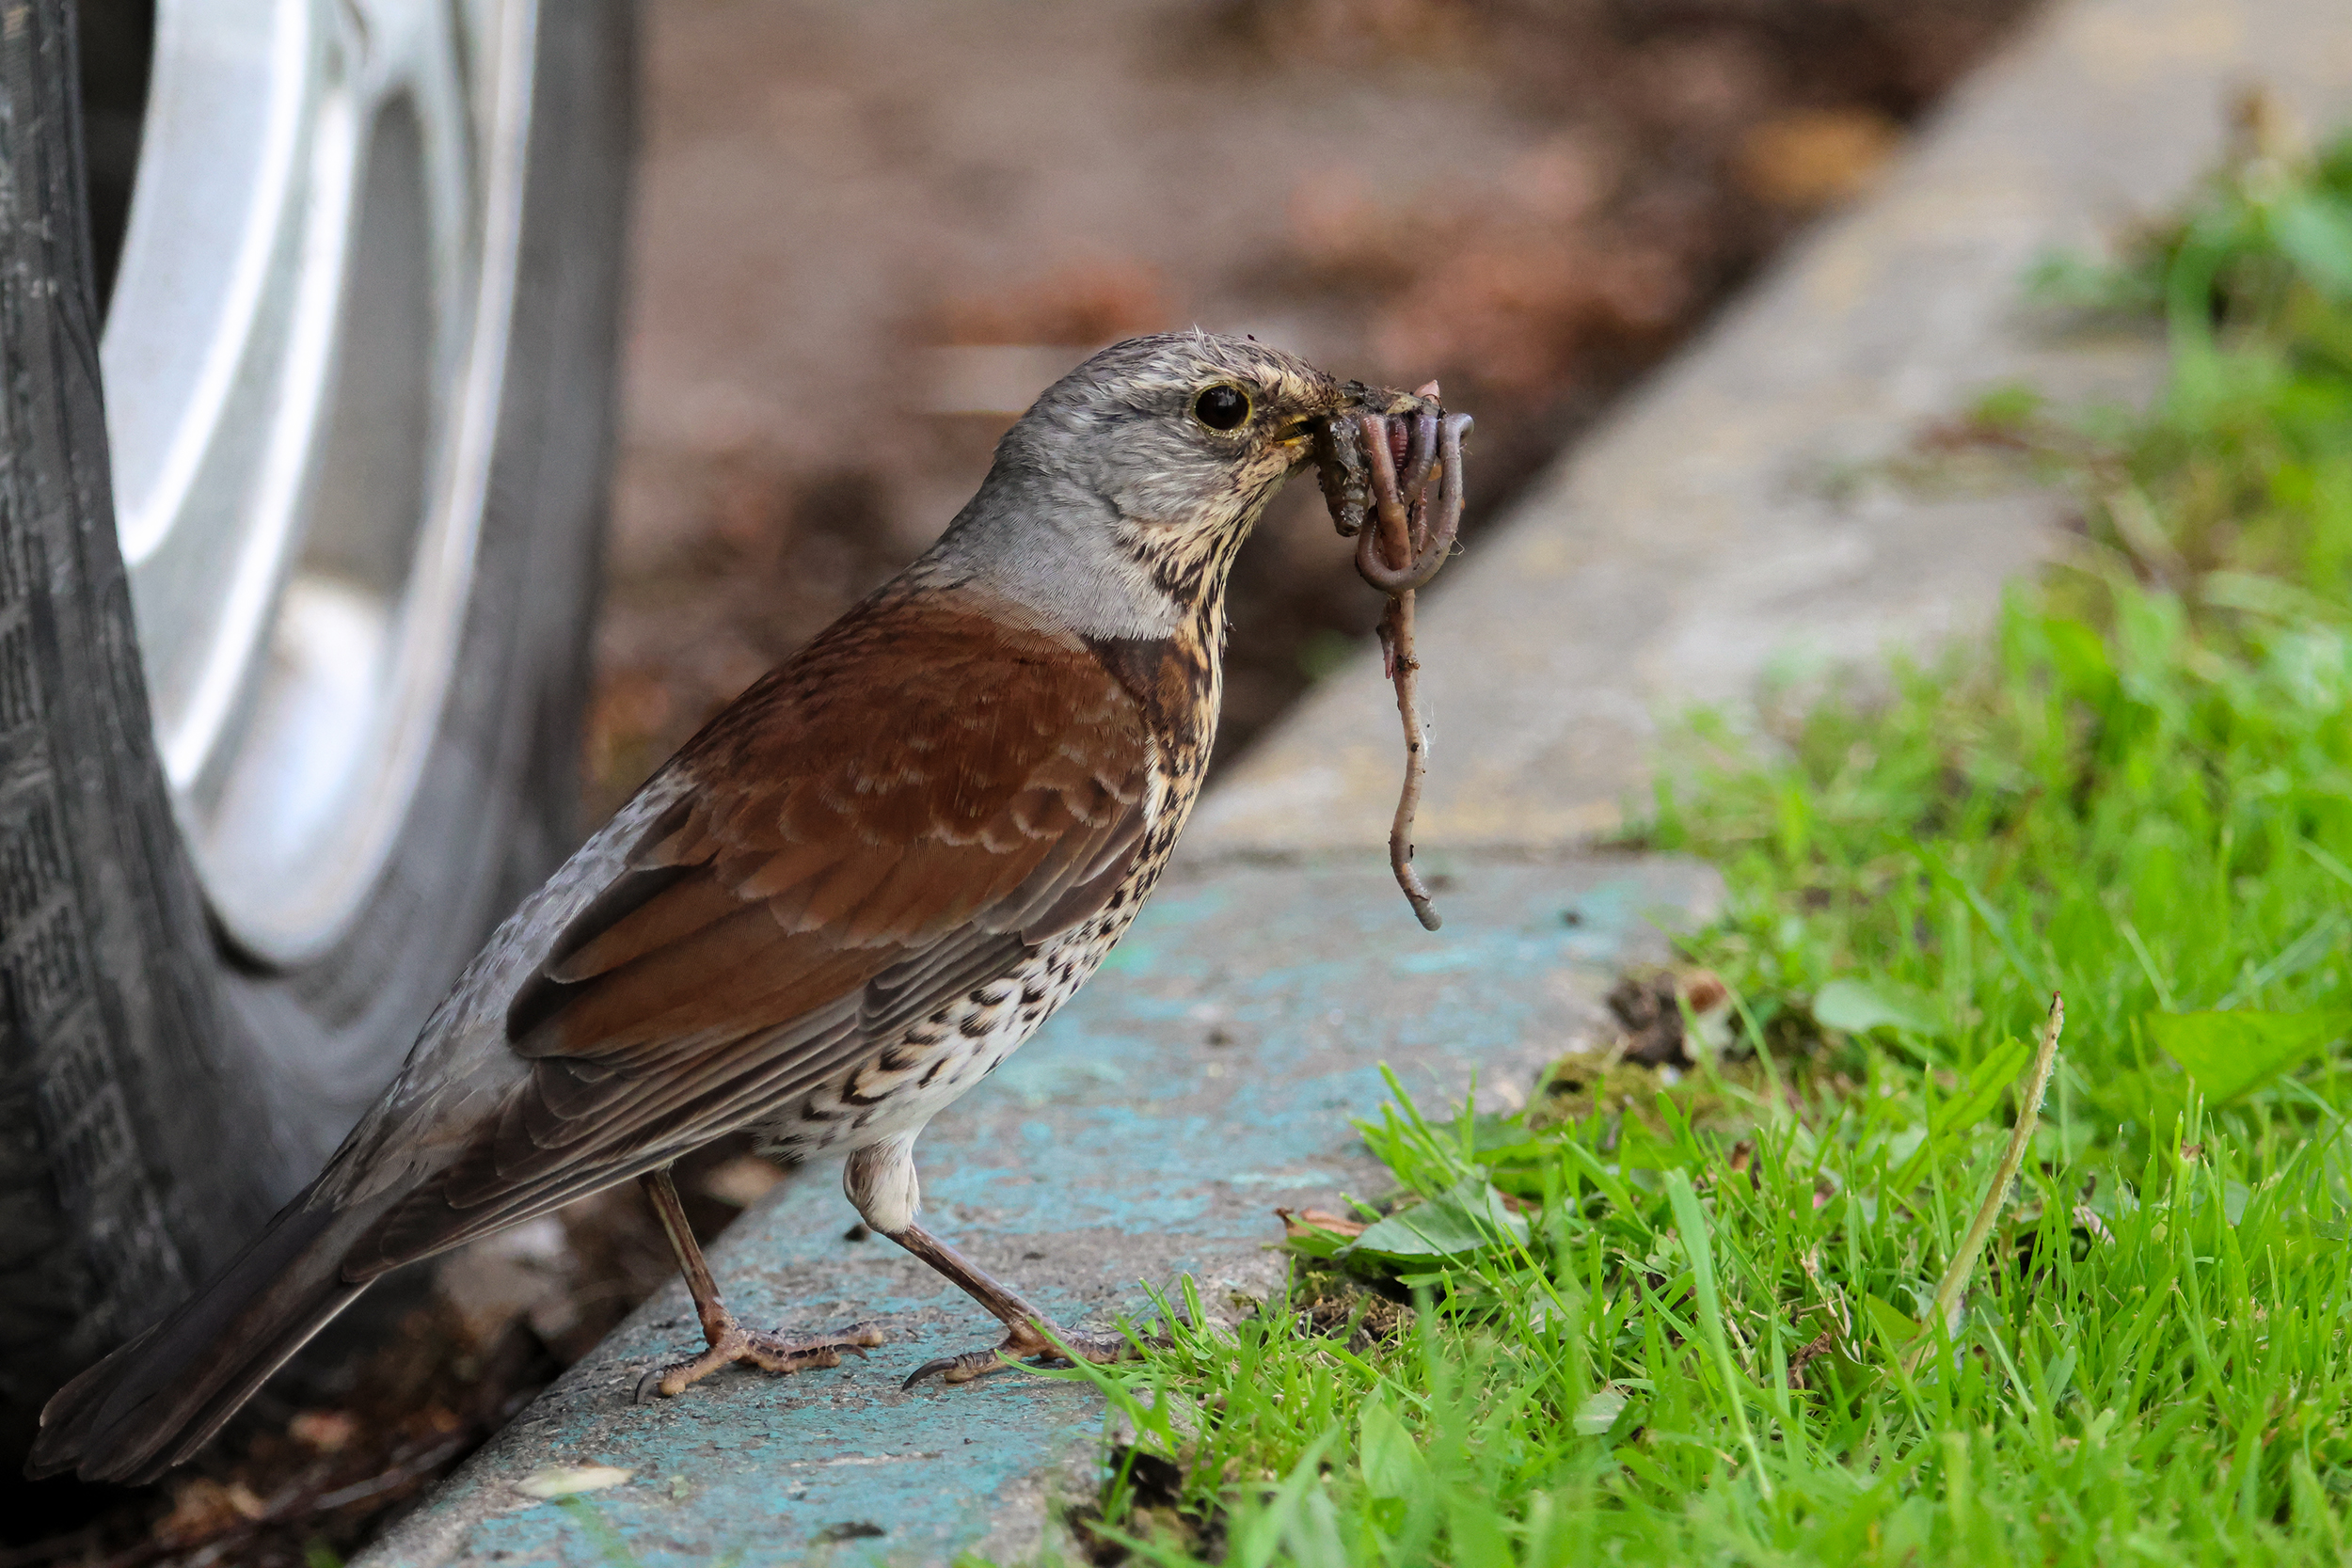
left=1011, top=332, right=1343, bottom=532
left=934, top=333, right=1345, bottom=640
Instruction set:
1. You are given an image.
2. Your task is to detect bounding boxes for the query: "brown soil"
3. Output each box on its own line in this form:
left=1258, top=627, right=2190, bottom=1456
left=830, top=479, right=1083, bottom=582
left=11, top=1, right=2036, bottom=1562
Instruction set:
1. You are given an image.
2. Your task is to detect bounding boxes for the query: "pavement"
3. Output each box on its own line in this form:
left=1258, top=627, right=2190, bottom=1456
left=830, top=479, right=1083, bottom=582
left=360, top=0, right=2352, bottom=1561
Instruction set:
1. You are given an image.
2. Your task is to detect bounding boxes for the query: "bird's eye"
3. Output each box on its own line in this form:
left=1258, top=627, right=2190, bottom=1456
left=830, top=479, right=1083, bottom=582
left=1193, top=385, right=1250, bottom=432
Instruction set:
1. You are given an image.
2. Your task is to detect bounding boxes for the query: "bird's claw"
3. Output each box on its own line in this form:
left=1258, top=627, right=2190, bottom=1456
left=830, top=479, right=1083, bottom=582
left=633, top=1320, right=886, bottom=1403
left=899, top=1324, right=1136, bottom=1390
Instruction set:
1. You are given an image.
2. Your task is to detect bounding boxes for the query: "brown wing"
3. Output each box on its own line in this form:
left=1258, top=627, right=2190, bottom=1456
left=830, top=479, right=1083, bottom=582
left=346, top=590, right=1152, bottom=1275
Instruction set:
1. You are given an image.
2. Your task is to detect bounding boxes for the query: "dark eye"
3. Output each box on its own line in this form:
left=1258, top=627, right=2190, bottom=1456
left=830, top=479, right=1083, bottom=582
left=1193, top=385, right=1250, bottom=432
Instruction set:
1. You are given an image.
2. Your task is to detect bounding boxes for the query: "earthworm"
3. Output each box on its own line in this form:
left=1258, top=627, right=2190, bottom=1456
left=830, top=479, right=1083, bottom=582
left=1314, top=384, right=1470, bottom=931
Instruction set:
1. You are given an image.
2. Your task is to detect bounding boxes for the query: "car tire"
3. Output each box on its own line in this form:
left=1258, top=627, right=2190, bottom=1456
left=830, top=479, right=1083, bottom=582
left=0, top=0, right=633, bottom=1465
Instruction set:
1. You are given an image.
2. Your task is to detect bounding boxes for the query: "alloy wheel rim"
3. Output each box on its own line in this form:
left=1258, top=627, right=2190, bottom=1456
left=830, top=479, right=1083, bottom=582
left=104, top=0, right=539, bottom=966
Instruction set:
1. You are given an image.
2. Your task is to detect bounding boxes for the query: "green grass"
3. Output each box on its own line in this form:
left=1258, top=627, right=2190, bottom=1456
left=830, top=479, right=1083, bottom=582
left=1042, top=125, right=2352, bottom=1565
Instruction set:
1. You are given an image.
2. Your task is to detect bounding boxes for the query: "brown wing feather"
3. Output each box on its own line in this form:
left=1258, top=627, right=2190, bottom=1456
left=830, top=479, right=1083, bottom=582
left=346, top=589, right=1151, bottom=1278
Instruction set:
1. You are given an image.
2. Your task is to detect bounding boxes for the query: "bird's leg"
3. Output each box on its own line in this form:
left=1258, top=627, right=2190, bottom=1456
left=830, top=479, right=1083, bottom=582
left=631, top=1167, right=884, bottom=1402
left=882, top=1219, right=1136, bottom=1388
left=842, top=1137, right=1135, bottom=1388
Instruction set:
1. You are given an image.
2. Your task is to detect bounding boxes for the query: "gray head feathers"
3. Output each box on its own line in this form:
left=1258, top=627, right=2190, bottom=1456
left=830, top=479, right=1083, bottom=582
left=927, top=334, right=1343, bottom=641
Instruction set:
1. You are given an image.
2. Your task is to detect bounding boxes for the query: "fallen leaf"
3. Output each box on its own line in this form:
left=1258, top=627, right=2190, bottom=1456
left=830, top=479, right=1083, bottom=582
left=1277, top=1207, right=1368, bottom=1239
left=154, top=1479, right=267, bottom=1546
left=1738, top=107, right=1902, bottom=209
left=288, top=1409, right=358, bottom=1454
left=1572, top=1386, right=1629, bottom=1436
left=516, top=1465, right=634, bottom=1499
left=1814, top=977, right=1941, bottom=1037
left=1346, top=1178, right=1530, bottom=1259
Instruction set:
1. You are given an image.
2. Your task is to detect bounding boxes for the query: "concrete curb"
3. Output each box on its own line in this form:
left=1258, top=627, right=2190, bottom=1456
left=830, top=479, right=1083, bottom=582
left=360, top=1, right=2352, bottom=1560
left=1187, top=0, right=2352, bottom=859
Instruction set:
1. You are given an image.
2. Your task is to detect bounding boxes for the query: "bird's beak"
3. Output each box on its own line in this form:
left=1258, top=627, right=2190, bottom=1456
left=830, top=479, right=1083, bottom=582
left=1276, top=386, right=1354, bottom=461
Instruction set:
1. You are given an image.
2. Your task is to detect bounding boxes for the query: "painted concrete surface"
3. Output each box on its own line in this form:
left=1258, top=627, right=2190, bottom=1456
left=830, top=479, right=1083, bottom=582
left=360, top=855, right=1720, bottom=1566
left=1186, top=0, right=2352, bottom=860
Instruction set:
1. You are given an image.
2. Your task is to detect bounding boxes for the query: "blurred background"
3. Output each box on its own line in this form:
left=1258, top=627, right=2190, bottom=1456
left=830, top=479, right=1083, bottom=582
left=585, top=0, right=2035, bottom=814
left=25, top=0, right=2041, bottom=1561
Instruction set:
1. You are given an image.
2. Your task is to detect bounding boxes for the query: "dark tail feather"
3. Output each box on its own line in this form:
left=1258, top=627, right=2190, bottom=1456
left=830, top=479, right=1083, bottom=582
left=27, top=1196, right=392, bottom=1484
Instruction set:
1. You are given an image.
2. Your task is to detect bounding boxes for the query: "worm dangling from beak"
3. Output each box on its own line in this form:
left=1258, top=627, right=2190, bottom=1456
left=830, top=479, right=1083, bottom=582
left=1312, top=380, right=1471, bottom=931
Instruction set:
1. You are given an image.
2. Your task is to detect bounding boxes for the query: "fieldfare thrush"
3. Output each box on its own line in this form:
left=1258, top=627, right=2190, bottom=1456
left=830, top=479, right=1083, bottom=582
left=32, top=333, right=1363, bottom=1483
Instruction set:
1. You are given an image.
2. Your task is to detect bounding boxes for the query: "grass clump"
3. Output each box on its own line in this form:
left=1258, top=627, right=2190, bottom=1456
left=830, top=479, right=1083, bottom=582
left=1049, top=122, right=2352, bottom=1565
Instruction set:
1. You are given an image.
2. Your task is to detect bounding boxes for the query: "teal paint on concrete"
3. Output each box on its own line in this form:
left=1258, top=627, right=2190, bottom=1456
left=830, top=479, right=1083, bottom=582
left=360, top=854, right=1717, bottom=1567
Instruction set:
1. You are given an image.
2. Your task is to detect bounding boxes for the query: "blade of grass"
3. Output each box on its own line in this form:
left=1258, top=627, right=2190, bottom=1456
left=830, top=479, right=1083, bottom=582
left=1663, top=1168, right=1772, bottom=1500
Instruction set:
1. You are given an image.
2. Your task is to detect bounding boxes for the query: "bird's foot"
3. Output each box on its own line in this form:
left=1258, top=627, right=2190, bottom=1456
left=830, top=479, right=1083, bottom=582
left=634, top=1316, right=886, bottom=1402
left=900, top=1321, right=1135, bottom=1389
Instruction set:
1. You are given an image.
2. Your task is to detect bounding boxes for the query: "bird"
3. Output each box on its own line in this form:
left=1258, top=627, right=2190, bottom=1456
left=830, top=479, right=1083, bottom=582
left=30, top=332, right=1353, bottom=1485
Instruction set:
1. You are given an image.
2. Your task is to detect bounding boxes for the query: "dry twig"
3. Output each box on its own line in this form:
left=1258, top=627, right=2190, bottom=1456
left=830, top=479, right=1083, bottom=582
left=1901, top=991, right=2066, bottom=1377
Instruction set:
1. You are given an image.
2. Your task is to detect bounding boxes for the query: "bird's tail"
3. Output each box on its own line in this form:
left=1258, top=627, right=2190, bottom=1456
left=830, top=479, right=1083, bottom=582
left=26, top=1194, right=394, bottom=1484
